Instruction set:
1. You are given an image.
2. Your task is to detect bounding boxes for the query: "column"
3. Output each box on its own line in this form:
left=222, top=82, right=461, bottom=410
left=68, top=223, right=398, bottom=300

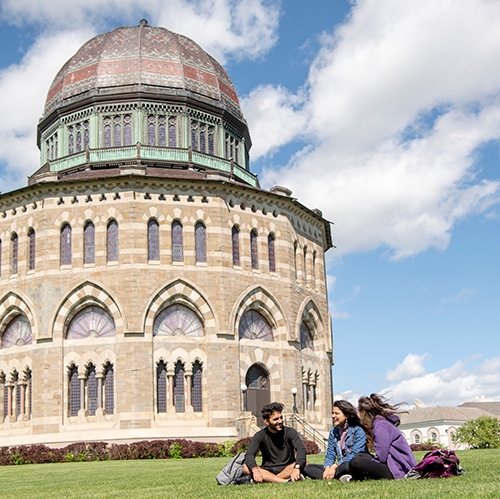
left=185, top=369, right=193, bottom=412
left=19, top=383, right=26, bottom=416
left=167, top=369, right=175, bottom=411
left=79, top=376, right=86, bottom=414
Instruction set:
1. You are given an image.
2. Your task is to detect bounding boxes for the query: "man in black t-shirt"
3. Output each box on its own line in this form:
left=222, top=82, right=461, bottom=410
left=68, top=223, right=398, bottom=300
left=243, top=402, right=306, bottom=483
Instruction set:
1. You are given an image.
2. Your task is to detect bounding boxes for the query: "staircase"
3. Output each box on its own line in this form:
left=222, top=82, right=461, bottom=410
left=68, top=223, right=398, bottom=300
left=285, top=413, right=328, bottom=452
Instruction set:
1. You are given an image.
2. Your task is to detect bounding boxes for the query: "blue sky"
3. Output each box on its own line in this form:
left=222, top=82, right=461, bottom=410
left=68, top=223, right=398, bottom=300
left=1, top=0, right=499, bottom=408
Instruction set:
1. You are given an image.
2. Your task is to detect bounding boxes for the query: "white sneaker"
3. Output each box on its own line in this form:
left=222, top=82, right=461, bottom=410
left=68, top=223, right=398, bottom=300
left=339, top=474, right=352, bottom=482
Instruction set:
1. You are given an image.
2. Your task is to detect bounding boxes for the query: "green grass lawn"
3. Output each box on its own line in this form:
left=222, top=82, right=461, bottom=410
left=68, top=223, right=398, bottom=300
left=0, top=449, right=498, bottom=499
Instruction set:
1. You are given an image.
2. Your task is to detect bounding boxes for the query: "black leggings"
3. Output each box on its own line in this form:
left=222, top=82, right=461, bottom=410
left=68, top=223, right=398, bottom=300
left=303, top=461, right=351, bottom=480
left=349, top=453, right=393, bottom=480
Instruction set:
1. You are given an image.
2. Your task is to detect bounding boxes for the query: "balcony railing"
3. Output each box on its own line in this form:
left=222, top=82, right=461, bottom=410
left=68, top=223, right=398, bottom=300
left=48, top=144, right=258, bottom=187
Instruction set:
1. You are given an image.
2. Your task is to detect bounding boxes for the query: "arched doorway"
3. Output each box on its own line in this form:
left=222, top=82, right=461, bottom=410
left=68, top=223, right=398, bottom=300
left=245, top=364, right=270, bottom=427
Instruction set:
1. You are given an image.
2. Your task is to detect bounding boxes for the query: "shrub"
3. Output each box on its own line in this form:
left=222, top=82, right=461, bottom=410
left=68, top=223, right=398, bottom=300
left=230, top=437, right=253, bottom=455
left=302, top=439, right=321, bottom=455
left=452, top=416, right=500, bottom=449
left=410, top=443, right=439, bottom=451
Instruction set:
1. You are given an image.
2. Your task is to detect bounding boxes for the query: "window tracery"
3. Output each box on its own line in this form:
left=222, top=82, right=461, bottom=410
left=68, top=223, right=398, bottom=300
left=232, top=226, right=240, bottom=266
left=191, top=121, right=214, bottom=154
left=250, top=230, right=258, bottom=270
left=84, top=222, right=95, bottom=264
left=103, top=115, right=132, bottom=147
left=195, top=222, right=206, bottom=263
left=300, top=321, right=314, bottom=350
left=11, top=233, right=18, bottom=274
left=153, top=304, right=203, bottom=337
left=238, top=310, right=273, bottom=341
left=66, top=306, right=116, bottom=339
left=60, top=224, right=72, bottom=265
left=1, top=315, right=32, bottom=348
left=172, top=221, right=183, bottom=262
left=148, top=219, right=160, bottom=261
left=68, top=121, right=89, bottom=154
left=268, top=234, right=276, bottom=273
left=28, top=229, right=36, bottom=271
left=107, top=220, right=118, bottom=262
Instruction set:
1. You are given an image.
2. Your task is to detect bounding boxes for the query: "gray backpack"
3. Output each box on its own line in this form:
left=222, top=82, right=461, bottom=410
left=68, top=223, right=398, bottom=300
left=216, top=452, right=250, bottom=485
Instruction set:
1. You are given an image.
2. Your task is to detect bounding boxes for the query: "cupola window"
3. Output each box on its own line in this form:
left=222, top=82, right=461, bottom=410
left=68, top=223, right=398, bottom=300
left=68, top=121, right=89, bottom=155
left=103, top=115, right=132, bottom=148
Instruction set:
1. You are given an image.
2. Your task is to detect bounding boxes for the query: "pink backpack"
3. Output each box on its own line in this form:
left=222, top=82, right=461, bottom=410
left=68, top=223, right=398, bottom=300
left=405, top=449, right=464, bottom=479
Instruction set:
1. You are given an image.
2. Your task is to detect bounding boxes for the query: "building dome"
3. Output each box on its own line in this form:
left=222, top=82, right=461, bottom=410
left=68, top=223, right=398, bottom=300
left=43, top=20, right=242, bottom=119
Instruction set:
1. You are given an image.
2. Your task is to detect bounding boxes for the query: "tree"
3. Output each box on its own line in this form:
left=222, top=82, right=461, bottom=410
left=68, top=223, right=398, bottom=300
left=452, top=416, right=500, bottom=449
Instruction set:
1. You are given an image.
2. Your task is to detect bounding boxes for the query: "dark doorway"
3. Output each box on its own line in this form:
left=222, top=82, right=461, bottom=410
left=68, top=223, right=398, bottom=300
left=245, top=364, right=270, bottom=427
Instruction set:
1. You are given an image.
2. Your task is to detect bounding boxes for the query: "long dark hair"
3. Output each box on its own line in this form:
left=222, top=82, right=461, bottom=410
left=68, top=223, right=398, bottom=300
left=357, top=393, right=406, bottom=426
left=333, top=400, right=362, bottom=427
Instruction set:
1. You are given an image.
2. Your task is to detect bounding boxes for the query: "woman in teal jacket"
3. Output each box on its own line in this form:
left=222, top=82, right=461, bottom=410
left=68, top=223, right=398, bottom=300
left=304, top=400, right=368, bottom=480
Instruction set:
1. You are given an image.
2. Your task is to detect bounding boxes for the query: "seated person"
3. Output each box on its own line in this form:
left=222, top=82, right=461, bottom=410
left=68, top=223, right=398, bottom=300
left=304, top=400, right=368, bottom=481
left=243, top=402, right=306, bottom=483
left=349, top=393, right=416, bottom=480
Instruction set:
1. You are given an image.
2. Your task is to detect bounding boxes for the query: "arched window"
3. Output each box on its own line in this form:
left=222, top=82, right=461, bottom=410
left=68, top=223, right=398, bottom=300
left=169, top=117, right=177, bottom=147
left=157, top=360, right=167, bottom=413
left=60, top=224, right=72, bottom=265
left=107, top=220, right=118, bottom=262
left=414, top=434, right=420, bottom=444
left=192, top=361, right=203, bottom=412
left=114, top=116, right=121, bottom=146
left=66, top=306, right=116, bottom=339
left=232, top=226, right=240, bottom=266
left=148, top=219, right=160, bottom=261
left=208, top=127, right=214, bottom=155
left=153, top=304, right=203, bottom=337
left=174, top=361, right=185, bottom=413
left=312, top=251, right=317, bottom=288
left=300, top=321, right=314, bottom=350
left=268, top=234, right=276, bottom=273
left=28, top=229, right=36, bottom=271
left=84, top=222, right=95, bottom=264
left=11, top=233, right=18, bottom=274
left=250, top=229, right=258, bottom=270
left=87, top=364, right=98, bottom=416
left=1, top=315, right=32, bottom=348
left=69, top=365, right=80, bottom=417
left=195, top=222, right=206, bottom=263
left=239, top=310, right=273, bottom=341
left=191, top=121, right=198, bottom=151
left=431, top=432, right=438, bottom=442
left=158, top=116, right=166, bottom=146
left=172, top=221, right=183, bottom=262
left=303, top=246, right=308, bottom=283
left=293, top=241, right=298, bottom=280
left=104, top=363, right=114, bottom=415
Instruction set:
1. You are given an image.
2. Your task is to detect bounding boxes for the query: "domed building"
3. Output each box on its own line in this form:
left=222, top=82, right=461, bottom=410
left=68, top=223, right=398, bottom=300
left=0, top=20, right=333, bottom=446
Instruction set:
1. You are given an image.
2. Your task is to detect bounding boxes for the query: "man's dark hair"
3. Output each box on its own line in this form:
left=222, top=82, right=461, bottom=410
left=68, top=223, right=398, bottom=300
left=261, top=402, right=284, bottom=421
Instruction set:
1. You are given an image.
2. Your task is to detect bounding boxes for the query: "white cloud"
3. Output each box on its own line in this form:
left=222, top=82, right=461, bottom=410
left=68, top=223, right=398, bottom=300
left=0, top=0, right=279, bottom=63
left=0, top=29, right=95, bottom=190
left=381, top=355, right=500, bottom=406
left=245, top=0, right=500, bottom=259
left=443, top=286, right=480, bottom=304
left=385, top=353, right=429, bottom=383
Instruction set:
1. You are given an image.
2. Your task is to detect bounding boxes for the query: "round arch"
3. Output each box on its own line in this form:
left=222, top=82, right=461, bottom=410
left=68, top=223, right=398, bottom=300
left=51, top=281, right=124, bottom=340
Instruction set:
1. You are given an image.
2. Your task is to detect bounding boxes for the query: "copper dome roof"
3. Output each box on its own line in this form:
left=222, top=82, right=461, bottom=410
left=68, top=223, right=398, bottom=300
left=43, top=21, right=242, bottom=118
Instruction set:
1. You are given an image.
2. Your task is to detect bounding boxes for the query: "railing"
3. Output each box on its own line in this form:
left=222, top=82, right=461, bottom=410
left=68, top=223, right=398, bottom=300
left=47, top=144, right=258, bottom=187
left=285, top=413, right=329, bottom=451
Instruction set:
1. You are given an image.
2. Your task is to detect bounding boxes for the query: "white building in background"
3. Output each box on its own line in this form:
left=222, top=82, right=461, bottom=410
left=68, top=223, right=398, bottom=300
left=399, top=405, right=499, bottom=450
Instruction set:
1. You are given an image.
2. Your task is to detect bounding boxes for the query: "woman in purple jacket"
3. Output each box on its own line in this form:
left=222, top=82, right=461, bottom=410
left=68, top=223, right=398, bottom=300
left=349, top=393, right=416, bottom=480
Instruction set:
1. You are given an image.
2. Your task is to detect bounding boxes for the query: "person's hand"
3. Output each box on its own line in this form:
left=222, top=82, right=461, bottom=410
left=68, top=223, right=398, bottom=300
left=323, top=464, right=337, bottom=480
left=252, top=467, right=263, bottom=483
left=290, top=467, right=301, bottom=482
